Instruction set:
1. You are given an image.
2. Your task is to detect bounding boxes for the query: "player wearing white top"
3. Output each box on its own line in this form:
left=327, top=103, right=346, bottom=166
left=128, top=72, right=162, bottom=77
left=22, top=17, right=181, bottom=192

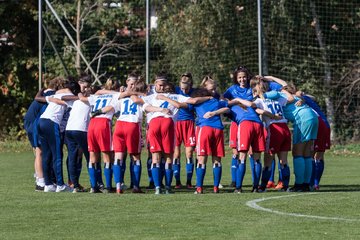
left=37, top=81, right=80, bottom=193
left=78, top=78, right=120, bottom=193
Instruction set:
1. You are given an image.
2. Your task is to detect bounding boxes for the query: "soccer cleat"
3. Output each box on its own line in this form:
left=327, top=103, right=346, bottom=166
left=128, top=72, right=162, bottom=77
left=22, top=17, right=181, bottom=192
left=56, top=184, right=73, bottom=192
left=72, top=187, right=86, bottom=193
left=218, top=184, right=224, bottom=189
left=186, top=184, right=194, bottom=189
left=233, top=188, right=243, bottom=194
left=257, top=186, right=267, bottom=193
left=251, top=187, right=259, bottom=193
left=266, top=181, right=276, bottom=189
left=274, top=181, right=284, bottom=190
left=314, top=185, right=320, bottom=191
left=302, top=183, right=311, bottom=192
left=229, top=181, right=236, bottom=188
left=116, top=188, right=124, bottom=195
left=132, top=188, right=145, bottom=194
left=165, top=187, right=174, bottom=194
left=287, top=184, right=303, bottom=192
left=155, top=187, right=161, bottom=195
left=121, top=183, right=128, bottom=190
left=102, top=188, right=113, bottom=194
left=89, top=188, right=101, bottom=193
left=213, top=186, right=219, bottom=194
left=44, top=185, right=56, bottom=192
left=194, top=187, right=203, bottom=194
left=175, top=183, right=183, bottom=189
left=35, top=184, right=44, bottom=192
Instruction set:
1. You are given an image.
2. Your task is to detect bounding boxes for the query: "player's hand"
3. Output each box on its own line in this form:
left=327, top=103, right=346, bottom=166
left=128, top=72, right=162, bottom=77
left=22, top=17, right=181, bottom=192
left=91, top=109, right=103, bottom=118
left=156, top=94, right=166, bottom=100
left=119, top=86, right=126, bottom=92
left=273, top=114, right=282, bottom=120
left=295, top=99, right=304, bottom=106
left=203, top=111, right=215, bottom=119
left=161, top=108, right=171, bottom=115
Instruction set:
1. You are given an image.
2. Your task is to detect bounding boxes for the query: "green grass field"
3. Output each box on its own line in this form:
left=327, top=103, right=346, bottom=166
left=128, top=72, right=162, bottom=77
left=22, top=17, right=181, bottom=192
left=1, top=145, right=360, bottom=239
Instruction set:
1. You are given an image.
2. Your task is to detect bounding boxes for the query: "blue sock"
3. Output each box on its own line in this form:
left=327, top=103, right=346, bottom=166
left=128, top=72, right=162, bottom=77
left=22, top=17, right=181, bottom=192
left=112, top=160, right=121, bottom=189
left=254, top=159, right=262, bottom=188
left=120, top=159, right=126, bottom=184
left=160, top=159, right=165, bottom=186
left=304, top=157, right=313, bottom=184
left=186, top=158, right=194, bottom=183
left=133, top=160, right=141, bottom=188
left=104, top=163, right=112, bottom=189
left=310, top=160, right=316, bottom=186
left=95, top=162, right=104, bottom=186
left=196, top=164, right=206, bottom=188
left=130, top=160, right=135, bottom=187
left=147, top=158, right=153, bottom=183
left=173, top=159, right=181, bottom=182
left=231, top=155, right=238, bottom=183
left=269, top=159, right=275, bottom=182
left=88, top=163, right=97, bottom=188
left=281, top=164, right=290, bottom=187
left=236, top=161, right=246, bottom=189
left=213, top=163, right=222, bottom=187
left=249, top=155, right=255, bottom=183
left=315, top=160, right=324, bottom=186
left=260, top=167, right=271, bottom=188
left=293, top=156, right=305, bottom=185
left=165, top=162, right=173, bottom=188
left=278, top=159, right=283, bottom=182
left=151, top=163, right=161, bottom=188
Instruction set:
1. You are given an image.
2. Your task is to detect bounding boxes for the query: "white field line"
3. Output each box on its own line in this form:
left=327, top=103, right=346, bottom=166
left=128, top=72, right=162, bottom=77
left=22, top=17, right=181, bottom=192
left=246, top=193, right=360, bottom=222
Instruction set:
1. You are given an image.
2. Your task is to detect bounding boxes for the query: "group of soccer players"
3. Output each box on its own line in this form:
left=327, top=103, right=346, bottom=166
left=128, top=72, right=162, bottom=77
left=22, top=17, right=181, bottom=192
left=24, top=66, right=330, bottom=194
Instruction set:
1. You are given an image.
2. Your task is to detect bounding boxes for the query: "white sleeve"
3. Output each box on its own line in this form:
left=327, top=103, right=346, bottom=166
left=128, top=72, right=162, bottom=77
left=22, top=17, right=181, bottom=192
left=253, top=98, right=264, bottom=109
left=278, top=97, right=287, bottom=107
left=176, top=94, right=190, bottom=103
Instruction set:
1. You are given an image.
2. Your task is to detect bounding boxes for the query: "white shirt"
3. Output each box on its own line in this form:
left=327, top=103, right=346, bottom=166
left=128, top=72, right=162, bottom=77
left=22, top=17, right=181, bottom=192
left=112, top=97, right=144, bottom=123
left=40, top=93, right=73, bottom=125
left=254, top=97, right=287, bottom=128
left=142, top=93, right=189, bottom=123
left=87, top=93, right=120, bottom=120
left=66, top=100, right=91, bottom=132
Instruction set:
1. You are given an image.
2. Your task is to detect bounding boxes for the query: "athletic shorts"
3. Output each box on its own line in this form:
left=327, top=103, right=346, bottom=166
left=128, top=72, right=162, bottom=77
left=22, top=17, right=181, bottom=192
left=113, top=121, right=141, bottom=154
left=314, top=116, right=331, bottom=152
left=175, top=120, right=196, bottom=147
left=25, top=118, right=41, bottom=148
left=196, top=126, right=225, bottom=157
left=147, top=117, right=175, bottom=154
left=229, top=121, right=238, bottom=148
left=237, top=121, right=265, bottom=152
left=87, top=118, right=112, bottom=152
left=265, top=123, right=291, bottom=154
left=293, top=114, right=319, bottom=144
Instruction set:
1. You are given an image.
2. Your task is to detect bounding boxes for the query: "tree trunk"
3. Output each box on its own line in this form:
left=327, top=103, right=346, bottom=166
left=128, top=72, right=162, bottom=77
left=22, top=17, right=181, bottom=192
left=75, top=0, right=81, bottom=75
left=310, top=0, right=336, bottom=141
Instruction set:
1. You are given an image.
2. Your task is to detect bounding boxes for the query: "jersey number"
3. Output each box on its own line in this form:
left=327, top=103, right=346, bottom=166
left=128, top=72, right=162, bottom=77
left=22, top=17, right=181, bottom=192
left=267, top=103, right=283, bottom=115
left=160, top=101, right=169, bottom=109
left=122, top=99, right=138, bottom=115
left=93, top=99, right=108, bottom=111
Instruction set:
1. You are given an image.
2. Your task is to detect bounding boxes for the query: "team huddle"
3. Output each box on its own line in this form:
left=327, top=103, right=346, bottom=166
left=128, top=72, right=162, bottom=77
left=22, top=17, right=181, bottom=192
left=24, top=66, right=330, bottom=194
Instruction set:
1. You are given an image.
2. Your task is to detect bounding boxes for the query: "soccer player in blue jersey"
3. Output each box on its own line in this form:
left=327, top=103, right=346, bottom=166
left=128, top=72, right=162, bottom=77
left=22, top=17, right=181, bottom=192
left=264, top=78, right=319, bottom=192
left=173, top=73, right=196, bottom=189
left=24, top=77, right=59, bottom=191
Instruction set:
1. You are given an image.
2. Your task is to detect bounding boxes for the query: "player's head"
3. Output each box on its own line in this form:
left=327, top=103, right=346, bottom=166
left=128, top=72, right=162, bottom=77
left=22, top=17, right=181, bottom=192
left=250, top=76, right=269, bottom=97
left=133, top=80, right=147, bottom=93
left=233, top=65, right=252, bottom=88
left=179, top=81, right=191, bottom=94
left=78, top=73, right=92, bottom=93
left=126, top=73, right=139, bottom=90
left=52, top=76, right=67, bottom=90
left=180, top=72, right=193, bottom=87
left=104, top=77, right=120, bottom=91
left=200, top=75, right=217, bottom=92
left=190, top=87, right=212, bottom=98
left=164, top=82, right=175, bottom=93
left=154, top=72, right=168, bottom=93
left=282, top=83, right=297, bottom=94
left=64, top=80, right=81, bottom=96
left=84, top=85, right=101, bottom=97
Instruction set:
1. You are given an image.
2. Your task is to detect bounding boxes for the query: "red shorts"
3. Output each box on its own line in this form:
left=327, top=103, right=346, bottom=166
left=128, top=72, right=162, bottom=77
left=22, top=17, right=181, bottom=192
left=113, top=121, right=141, bottom=154
left=237, top=121, right=265, bottom=152
left=314, top=117, right=331, bottom=152
left=265, top=123, right=291, bottom=154
left=87, top=118, right=112, bottom=152
left=229, top=121, right=238, bottom=148
left=196, top=126, right=225, bottom=157
left=175, top=120, right=196, bottom=147
left=148, top=117, right=175, bottom=154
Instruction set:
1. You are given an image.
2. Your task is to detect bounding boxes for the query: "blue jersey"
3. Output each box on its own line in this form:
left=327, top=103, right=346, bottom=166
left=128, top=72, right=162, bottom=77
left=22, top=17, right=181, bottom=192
left=175, top=86, right=195, bottom=121
left=223, top=84, right=253, bottom=101
left=24, top=90, right=56, bottom=124
left=228, top=105, right=262, bottom=125
left=268, top=82, right=283, bottom=91
left=264, top=91, right=316, bottom=123
left=192, top=98, right=228, bottom=130
left=302, top=95, right=330, bottom=128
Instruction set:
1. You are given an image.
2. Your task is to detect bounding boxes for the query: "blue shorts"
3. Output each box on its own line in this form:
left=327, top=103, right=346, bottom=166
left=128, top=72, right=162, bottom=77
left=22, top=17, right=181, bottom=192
left=293, top=110, right=319, bottom=144
left=24, top=118, right=41, bottom=148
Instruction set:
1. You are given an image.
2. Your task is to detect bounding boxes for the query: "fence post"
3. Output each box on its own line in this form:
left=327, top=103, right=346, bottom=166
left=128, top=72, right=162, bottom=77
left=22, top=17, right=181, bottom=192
left=146, top=0, right=150, bottom=84
left=257, top=0, right=263, bottom=76
left=38, top=0, right=42, bottom=90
